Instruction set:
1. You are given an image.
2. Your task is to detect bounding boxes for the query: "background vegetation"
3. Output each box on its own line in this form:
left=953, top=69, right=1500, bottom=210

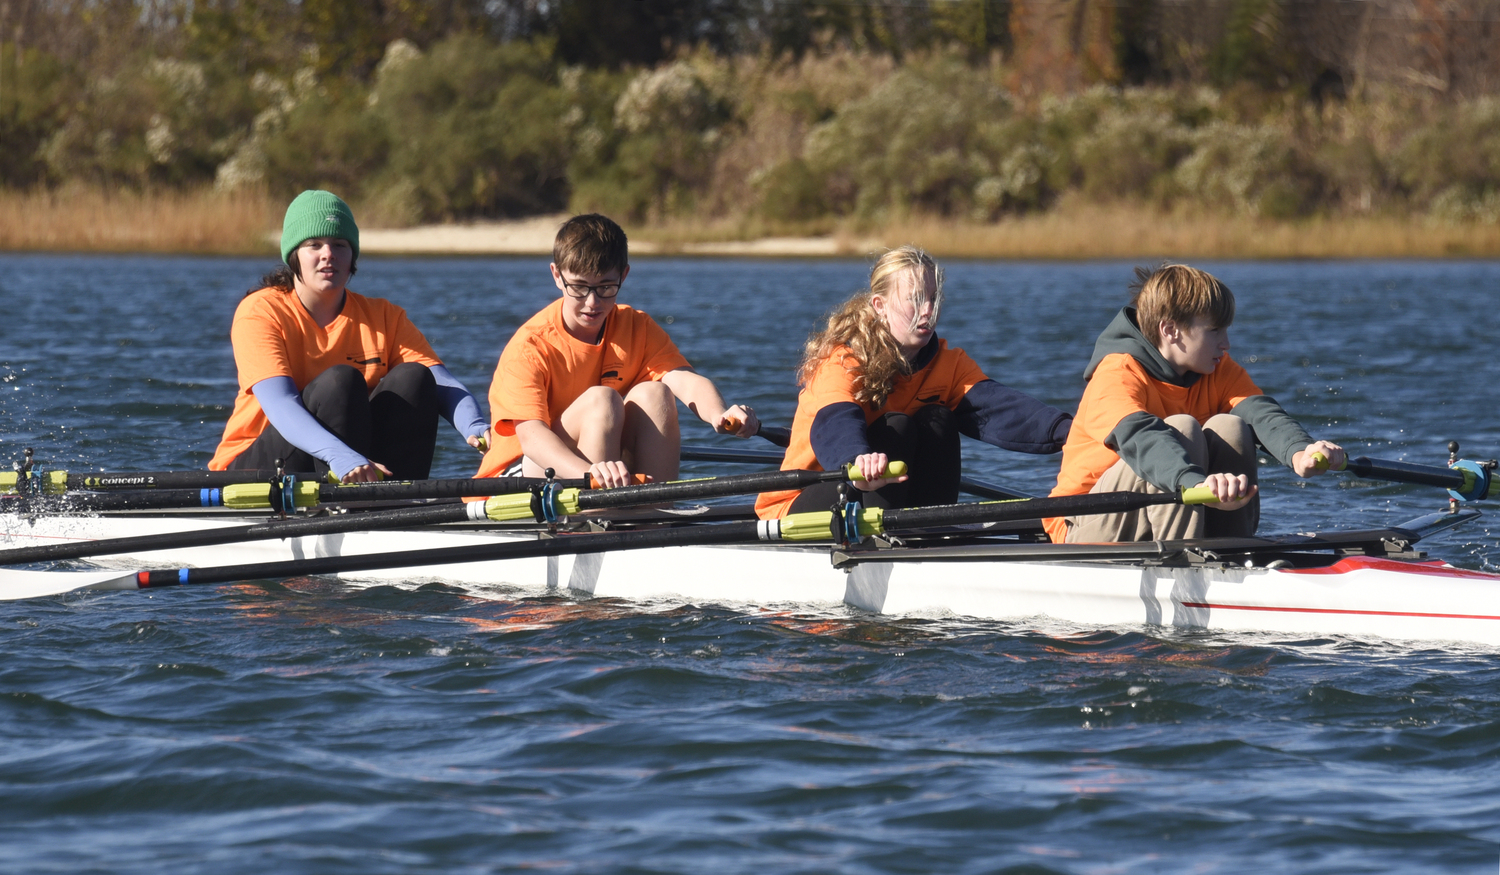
left=3, top=0, right=1500, bottom=252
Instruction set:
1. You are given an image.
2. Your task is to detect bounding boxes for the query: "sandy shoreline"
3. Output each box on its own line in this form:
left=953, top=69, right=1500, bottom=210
left=333, top=211, right=1500, bottom=261
left=356, top=215, right=881, bottom=257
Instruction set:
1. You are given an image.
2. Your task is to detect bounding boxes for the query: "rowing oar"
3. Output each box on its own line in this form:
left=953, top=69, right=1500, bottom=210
left=1314, top=450, right=1495, bottom=502
left=0, top=474, right=589, bottom=513
left=2, top=469, right=316, bottom=494
left=0, top=462, right=907, bottom=565
left=679, top=442, right=1036, bottom=501
left=0, top=486, right=1213, bottom=599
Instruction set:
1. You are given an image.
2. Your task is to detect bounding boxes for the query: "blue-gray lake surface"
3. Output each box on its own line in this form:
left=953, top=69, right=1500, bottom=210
left=2, top=254, right=1499, bottom=873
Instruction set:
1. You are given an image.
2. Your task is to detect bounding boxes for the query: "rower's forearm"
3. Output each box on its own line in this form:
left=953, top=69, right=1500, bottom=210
left=431, top=365, right=488, bottom=438
left=253, top=375, right=365, bottom=477
left=663, top=370, right=728, bottom=424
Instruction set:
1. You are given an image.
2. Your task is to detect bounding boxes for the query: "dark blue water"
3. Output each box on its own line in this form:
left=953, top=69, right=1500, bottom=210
left=2, top=254, right=1500, bottom=872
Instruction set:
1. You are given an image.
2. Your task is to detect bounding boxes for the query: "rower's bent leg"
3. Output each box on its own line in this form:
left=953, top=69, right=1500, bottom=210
left=369, top=362, right=440, bottom=480
left=1065, top=414, right=1206, bottom=542
left=864, top=411, right=918, bottom=508
left=1203, top=413, right=1259, bottom=537
left=789, top=478, right=894, bottom=513
left=228, top=365, right=371, bottom=478
left=622, top=381, right=680, bottom=483
left=787, top=405, right=958, bottom=513
left=522, top=386, right=625, bottom=478
left=907, top=404, right=961, bottom=507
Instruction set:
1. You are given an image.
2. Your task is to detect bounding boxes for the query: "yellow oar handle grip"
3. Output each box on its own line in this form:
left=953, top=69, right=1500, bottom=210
left=0, top=471, right=67, bottom=495
left=1311, top=451, right=1347, bottom=472
left=1180, top=486, right=1219, bottom=505
left=221, top=481, right=321, bottom=509
left=844, top=461, right=908, bottom=481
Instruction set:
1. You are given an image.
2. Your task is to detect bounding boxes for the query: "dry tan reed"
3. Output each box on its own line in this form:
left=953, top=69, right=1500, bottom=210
left=870, top=205, right=1500, bottom=260
left=5, top=188, right=1500, bottom=259
left=0, top=187, right=279, bottom=255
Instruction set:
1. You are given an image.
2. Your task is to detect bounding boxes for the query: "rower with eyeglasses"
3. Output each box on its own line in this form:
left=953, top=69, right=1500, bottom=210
left=474, top=213, right=759, bottom=489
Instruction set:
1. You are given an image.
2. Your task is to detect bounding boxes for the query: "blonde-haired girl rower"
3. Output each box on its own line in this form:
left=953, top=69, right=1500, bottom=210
left=755, top=246, right=1073, bottom=518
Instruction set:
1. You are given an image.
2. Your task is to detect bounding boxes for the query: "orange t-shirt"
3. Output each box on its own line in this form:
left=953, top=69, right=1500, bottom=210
left=474, top=299, right=690, bottom=477
left=754, top=340, right=990, bottom=519
left=208, top=288, right=442, bottom=470
left=1042, top=352, right=1261, bottom=542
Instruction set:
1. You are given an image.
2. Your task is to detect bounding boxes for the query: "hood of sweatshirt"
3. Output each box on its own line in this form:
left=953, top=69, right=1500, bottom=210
left=1083, top=306, right=1199, bottom=387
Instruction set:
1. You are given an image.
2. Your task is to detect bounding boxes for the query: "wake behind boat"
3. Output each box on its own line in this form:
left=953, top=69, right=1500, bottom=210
left=2, top=445, right=1497, bottom=646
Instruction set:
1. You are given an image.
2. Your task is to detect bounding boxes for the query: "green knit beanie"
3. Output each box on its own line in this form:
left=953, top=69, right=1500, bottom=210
left=280, top=190, right=360, bottom=266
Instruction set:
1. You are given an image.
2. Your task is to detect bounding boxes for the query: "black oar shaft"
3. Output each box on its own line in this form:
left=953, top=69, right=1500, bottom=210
left=576, top=468, right=839, bottom=509
left=139, top=521, right=764, bottom=588
left=321, top=476, right=583, bottom=503
left=3, top=476, right=578, bottom=512
left=2, top=489, right=212, bottom=511
left=883, top=489, right=1184, bottom=530
left=2, top=470, right=311, bottom=493
left=67, top=470, right=307, bottom=489
left=1344, top=457, right=1467, bottom=490
left=0, top=503, right=472, bottom=565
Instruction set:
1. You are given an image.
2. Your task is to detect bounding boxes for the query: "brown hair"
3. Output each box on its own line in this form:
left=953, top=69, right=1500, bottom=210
left=553, top=214, right=628, bottom=277
left=1129, top=263, right=1234, bottom=346
left=797, top=246, right=944, bottom=409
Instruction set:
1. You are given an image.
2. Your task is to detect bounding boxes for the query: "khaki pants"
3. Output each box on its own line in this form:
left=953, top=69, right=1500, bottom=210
left=1064, top=413, right=1259, bottom=543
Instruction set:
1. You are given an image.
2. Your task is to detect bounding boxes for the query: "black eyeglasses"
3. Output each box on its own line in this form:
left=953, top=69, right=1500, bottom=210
left=561, top=279, right=621, bottom=300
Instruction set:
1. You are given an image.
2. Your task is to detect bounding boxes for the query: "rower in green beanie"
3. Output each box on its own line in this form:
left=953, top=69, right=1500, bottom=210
left=209, top=190, right=490, bottom=484
left=280, top=189, right=360, bottom=266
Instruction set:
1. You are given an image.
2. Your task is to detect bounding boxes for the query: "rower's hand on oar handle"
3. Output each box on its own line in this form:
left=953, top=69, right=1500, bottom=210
left=716, top=406, right=759, bottom=438
left=1180, top=485, right=1219, bottom=505
left=586, top=461, right=650, bottom=490
left=587, top=473, right=652, bottom=489
left=467, top=429, right=491, bottom=453
left=340, top=461, right=392, bottom=484
left=1193, top=472, right=1256, bottom=511
left=847, top=453, right=908, bottom=492
left=1298, top=442, right=1347, bottom=476
left=845, top=460, right=908, bottom=481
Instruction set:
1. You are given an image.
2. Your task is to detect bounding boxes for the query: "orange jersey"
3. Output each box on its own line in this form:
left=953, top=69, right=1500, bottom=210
left=756, top=339, right=1055, bottom=519
left=1042, top=352, right=1261, bottom=542
left=475, top=299, right=690, bottom=477
left=209, top=288, right=442, bottom=470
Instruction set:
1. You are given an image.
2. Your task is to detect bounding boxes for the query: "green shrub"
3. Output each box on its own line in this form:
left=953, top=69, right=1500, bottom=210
left=259, top=79, right=388, bottom=199
left=801, top=55, right=1012, bottom=219
left=366, top=36, right=570, bottom=220
left=0, top=46, right=78, bottom=186
left=570, top=59, right=730, bottom=220
left=1391, top=97, right=1500, bottom=216
left=1172, top=120, right=1314, bottom=216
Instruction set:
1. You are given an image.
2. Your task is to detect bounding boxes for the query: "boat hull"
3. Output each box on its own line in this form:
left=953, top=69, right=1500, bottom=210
left=4, top=511, right=1500, bottom=646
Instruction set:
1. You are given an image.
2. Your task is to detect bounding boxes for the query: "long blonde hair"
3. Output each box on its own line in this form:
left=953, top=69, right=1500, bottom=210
left=797, top=246, right=945, bottom=409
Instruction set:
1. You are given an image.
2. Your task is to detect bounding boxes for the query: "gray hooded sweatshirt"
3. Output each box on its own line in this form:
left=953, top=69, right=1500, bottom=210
left=1087, top=307, right=1313, bottom=492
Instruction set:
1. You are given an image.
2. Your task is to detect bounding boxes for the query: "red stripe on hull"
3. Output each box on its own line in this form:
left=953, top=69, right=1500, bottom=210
left=1280, top=555, right=1500, bottom=581
left=1181, top=601, right=1500, bottom=622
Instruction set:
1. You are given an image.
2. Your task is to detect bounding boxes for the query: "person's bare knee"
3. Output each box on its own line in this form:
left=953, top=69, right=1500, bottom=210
left=572, top=385, right=624, bottom=425
left=622, top=382, right=680, bottom=481
left=624, top=381, right=676, bottom=420
left=556, top=386, right=624, bottom=463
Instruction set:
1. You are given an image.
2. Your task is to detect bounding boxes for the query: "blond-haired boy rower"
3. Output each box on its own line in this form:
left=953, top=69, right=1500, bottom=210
left=475, top=214, right=758, bottom=488
left=1045, top=264, right=1345, bottom=543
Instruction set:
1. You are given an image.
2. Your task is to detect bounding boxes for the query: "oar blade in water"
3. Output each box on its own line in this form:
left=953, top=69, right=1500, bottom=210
left=0, top=568, right=140, bottom=600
